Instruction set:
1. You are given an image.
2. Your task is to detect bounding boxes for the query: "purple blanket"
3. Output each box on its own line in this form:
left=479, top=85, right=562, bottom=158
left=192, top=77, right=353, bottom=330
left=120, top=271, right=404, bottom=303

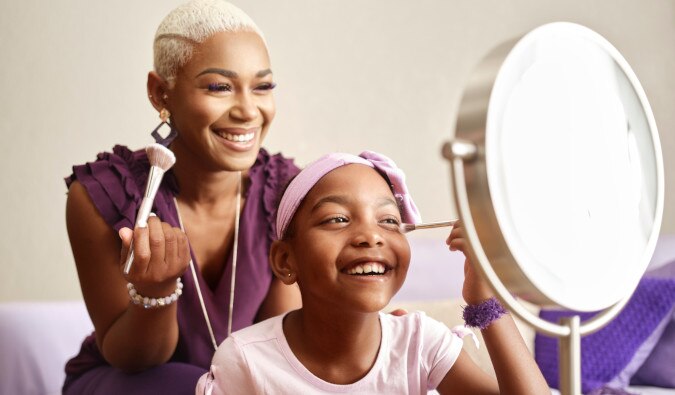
left=534, top=276, right=675, bottom=393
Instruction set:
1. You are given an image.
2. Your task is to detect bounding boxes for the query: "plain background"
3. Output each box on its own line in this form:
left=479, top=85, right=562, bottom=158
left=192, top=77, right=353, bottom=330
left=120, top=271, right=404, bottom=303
left=1, top=0, right=673, bottom=301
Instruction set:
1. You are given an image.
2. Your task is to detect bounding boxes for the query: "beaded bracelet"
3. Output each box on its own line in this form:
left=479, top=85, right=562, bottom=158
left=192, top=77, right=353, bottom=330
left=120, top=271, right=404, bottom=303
left=127, top=278, right=183, bottom=309
left=462, top=297, right=507, bottom=330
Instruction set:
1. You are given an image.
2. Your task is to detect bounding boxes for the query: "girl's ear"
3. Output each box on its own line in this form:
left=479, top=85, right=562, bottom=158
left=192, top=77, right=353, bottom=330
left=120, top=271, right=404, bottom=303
left=269, top=240, right=297, bottom=285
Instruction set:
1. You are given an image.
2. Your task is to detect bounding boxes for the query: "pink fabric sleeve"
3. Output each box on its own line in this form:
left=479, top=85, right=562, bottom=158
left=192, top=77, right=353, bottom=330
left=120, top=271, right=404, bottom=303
left=195, top=338, right=257, bottom=395
left=420, top=315, right=464, bottom=390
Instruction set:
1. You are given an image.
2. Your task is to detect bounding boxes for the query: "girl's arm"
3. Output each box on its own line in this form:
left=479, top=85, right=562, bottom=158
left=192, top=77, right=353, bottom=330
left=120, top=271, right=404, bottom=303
left=437, top=222, right=549, bottom=395
left=67, top=181, right=189, bottom=373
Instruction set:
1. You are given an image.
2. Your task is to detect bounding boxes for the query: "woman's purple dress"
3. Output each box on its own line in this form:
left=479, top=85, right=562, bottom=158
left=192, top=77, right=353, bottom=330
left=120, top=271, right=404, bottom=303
left=63, top=145, right=299, bottom=394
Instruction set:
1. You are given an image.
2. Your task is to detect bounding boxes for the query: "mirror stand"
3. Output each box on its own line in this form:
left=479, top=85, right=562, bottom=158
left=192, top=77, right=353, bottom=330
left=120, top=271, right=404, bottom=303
left=443, top=139, right=632, bottom=395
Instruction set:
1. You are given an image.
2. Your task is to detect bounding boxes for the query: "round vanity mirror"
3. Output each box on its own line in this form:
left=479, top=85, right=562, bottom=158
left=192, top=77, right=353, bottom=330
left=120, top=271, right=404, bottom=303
left=445, top=22, right=664, bottom=313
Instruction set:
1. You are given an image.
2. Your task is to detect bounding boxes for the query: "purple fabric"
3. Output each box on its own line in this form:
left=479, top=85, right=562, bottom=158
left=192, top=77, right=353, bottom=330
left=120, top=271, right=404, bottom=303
left=587, top=387, right=638, bottom=395
left=630, top=260, right=675, bottom=388
left=63, top=363, right=205, bottom=395
left=630, top=312, right=675, bottom=387
left=534, top=277, right=675, bottom=393
left=63, top=145, right=299, bottom=393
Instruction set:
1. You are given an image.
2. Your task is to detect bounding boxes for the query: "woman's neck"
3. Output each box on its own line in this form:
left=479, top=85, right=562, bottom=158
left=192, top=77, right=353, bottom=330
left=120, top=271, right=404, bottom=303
left=283, top=308, right=382, bottom=385
left=169, top=142, right=243, bottom=208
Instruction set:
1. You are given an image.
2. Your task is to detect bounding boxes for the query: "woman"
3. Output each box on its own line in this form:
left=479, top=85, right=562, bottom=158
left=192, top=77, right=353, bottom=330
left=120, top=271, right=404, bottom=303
left=63, top=1, right=301, bottom=393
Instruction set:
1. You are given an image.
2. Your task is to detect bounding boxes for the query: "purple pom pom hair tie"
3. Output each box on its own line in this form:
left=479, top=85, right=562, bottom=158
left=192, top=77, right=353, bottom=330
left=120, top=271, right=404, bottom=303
left=275, top=151, right=422, bottom=240
left=462, top=297, right=508, bottom=330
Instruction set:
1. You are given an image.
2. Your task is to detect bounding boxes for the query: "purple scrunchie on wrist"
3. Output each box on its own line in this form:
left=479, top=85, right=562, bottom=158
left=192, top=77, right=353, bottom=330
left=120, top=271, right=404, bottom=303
left=463, top=297, right=507, bottom=330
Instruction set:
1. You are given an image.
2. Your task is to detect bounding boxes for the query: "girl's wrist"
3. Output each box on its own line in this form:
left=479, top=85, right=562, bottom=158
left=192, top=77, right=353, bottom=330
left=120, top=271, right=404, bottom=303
left=462, top=297, right=507, bottom=330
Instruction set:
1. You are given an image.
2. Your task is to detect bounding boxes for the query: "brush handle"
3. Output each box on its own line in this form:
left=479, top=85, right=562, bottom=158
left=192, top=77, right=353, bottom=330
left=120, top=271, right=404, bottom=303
left=413, top=220, right=456, bottom=230
left=401, top=220, right=457, bottom=233
left=123, top=167, right=165, bottom=275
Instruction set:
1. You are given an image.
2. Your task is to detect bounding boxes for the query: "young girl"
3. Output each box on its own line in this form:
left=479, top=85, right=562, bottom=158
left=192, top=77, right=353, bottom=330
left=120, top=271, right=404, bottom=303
left=196, top=151, right=549, bottom=394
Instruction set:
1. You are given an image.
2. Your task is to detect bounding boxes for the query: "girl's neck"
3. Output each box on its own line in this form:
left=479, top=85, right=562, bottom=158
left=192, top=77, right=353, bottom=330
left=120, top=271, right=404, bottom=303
left=283, top=307, right=382, bottom=385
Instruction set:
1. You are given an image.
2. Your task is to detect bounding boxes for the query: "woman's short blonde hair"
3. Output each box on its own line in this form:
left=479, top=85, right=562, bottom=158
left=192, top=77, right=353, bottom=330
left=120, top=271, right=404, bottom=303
left=154, top=0, right=265, bottom=82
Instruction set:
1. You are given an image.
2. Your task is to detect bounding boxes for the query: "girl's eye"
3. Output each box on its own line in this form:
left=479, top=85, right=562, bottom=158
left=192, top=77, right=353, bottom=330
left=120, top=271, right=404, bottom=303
left=254, top=82, right=277, bottom=92
left=380, top=217, right=400, bottom=226
left=207, top=83, right=232, bottom=92
left=323, top=216, right=349, bottom=224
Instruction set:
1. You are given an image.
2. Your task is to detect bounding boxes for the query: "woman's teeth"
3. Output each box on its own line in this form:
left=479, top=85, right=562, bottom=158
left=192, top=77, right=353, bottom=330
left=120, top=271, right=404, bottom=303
left=347, top=262, right=386, bottom=275
left=218, top=131, right=255, bottom=143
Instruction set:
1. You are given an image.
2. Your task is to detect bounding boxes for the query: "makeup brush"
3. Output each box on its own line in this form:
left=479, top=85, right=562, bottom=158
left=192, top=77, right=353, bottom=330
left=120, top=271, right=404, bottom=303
left=399, top=220, right=457, bottom=234
left=123, top=143, right=176, bottom=274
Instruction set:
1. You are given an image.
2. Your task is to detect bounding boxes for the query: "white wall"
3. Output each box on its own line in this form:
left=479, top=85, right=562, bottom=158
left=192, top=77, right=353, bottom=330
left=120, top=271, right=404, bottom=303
left=1, top=0, right=673, bottom=301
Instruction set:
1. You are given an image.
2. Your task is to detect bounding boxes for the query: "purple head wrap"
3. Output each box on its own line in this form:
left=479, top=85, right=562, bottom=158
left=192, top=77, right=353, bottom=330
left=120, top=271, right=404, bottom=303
left=275, top=151, right=421, bottom=240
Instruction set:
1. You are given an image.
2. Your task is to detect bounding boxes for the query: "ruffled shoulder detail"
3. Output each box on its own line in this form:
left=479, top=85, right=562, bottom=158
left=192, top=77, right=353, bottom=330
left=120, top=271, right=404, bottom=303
left=65, top=145, right=152, bottom=231
left=248, top=148, right=300, bottom=243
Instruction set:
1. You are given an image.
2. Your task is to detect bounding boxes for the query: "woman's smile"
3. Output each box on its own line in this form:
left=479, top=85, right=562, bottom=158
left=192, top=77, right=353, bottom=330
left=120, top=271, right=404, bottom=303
left=211, top=126, right=260, bottom=152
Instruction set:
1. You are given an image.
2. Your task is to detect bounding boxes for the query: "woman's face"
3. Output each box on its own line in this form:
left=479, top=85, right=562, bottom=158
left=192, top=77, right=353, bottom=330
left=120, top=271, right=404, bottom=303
left=167, top=30, right=275, bottom=172
left=287, top=165, right=411, bottom=314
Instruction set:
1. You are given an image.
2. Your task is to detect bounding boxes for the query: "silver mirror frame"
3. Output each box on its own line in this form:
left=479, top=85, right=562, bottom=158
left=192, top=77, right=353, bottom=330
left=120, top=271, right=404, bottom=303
left=442, top=22, right=664, bottom=395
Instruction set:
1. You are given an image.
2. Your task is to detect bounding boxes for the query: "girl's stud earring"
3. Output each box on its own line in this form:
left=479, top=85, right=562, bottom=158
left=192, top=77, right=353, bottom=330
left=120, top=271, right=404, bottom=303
left=287, top=273, right=292, bottom=278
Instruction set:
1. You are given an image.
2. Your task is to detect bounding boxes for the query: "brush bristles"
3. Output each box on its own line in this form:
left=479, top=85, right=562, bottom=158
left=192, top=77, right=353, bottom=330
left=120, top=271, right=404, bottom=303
left=146, top=143, right=176, bottom=171
left=399, top=223, right=416, bottom=233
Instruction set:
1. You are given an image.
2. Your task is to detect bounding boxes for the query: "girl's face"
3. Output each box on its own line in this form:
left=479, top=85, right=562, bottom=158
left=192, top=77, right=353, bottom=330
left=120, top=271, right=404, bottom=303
left=167, top=30, right=275, bottom=172
left=287, top=164, right=411, bottom=314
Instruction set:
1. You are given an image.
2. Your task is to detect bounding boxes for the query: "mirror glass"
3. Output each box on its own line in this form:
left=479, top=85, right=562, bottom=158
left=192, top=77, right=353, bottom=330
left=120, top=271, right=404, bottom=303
left=485, top=23, right=662, bottom=311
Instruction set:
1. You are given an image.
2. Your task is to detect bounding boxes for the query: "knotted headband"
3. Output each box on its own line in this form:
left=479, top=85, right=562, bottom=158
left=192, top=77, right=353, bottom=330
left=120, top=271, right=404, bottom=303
left=275, top=151, right=421, bottom=240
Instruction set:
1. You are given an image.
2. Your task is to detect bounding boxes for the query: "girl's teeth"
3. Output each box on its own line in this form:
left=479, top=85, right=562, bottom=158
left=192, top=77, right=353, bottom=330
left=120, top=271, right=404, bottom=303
left=348, top=263, right=386, bottom=275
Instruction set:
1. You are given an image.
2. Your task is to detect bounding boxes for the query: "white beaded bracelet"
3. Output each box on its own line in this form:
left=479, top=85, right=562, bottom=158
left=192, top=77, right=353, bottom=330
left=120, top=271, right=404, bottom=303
left=127, top=278, right=183, bottom=309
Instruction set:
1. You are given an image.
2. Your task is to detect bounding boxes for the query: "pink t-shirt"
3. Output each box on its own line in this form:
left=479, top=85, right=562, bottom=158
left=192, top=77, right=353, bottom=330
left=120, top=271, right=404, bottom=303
left=196, top=311, right=463, bottom=394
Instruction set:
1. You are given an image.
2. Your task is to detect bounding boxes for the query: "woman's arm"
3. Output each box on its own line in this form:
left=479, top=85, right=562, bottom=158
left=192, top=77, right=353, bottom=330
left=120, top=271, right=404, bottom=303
left=67, top=181, right=188, bottom=372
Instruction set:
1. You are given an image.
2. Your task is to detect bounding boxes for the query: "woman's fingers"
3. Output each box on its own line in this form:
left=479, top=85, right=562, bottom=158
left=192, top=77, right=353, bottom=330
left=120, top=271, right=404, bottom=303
left=178, top=230, right=190, bottom=266
left=130, top=225, right=150, bottom=275
left=118, top=227, right=133, bottom=259
left=388, top=308, right=408, bottom=316
left=123, top=215, right=190, bottom=292
left=162, top=222, right=180, bottom=268
left=146, top=216, right=166, bottom=268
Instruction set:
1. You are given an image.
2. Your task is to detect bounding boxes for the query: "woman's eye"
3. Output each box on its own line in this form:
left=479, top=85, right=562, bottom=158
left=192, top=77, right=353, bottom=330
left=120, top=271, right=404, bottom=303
left=207, top=83, right=232, bottom=92
left=254, top=82, right=277, bottom=92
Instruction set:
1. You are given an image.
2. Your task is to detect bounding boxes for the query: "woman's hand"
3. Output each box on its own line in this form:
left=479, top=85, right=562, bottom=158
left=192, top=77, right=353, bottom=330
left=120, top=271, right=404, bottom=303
left=446, top=221, right=494, bottom=304
left=119, top=215, right=191, bottom=297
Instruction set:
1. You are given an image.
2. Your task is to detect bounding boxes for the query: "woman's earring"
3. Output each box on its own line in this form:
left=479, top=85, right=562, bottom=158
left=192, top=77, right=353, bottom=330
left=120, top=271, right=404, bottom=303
left=160, top=108, right=170, bottom=122
left=151, top=108, right=177, bottom=147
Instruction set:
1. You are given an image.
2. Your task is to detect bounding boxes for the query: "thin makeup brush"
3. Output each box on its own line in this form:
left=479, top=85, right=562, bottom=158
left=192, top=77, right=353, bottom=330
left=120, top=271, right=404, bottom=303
left=398, top=220, right=457, bottom=234
left=123, top=143, right=176, bottom=275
